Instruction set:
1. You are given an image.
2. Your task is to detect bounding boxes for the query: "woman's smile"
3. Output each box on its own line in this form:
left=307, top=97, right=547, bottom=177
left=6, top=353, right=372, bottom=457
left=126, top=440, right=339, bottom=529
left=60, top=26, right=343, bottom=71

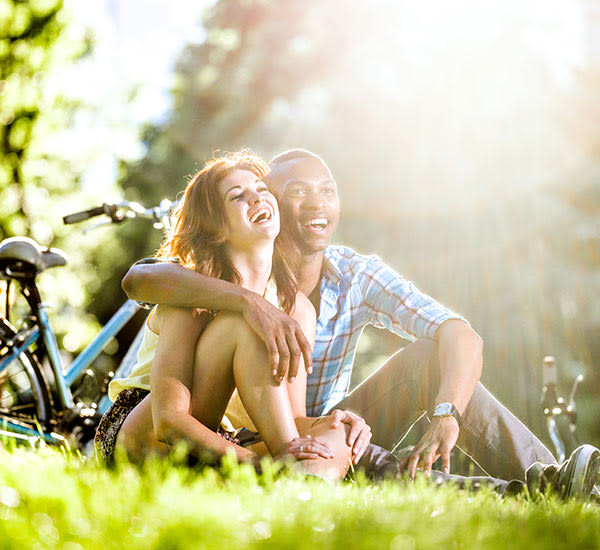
left=220, top=169, right=280, bottom=244
left=249, top=205, right=273, bottom=224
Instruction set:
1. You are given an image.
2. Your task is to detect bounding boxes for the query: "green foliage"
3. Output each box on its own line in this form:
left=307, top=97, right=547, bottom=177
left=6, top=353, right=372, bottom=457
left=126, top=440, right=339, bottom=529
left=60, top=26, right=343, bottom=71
left=0, top=1, right=140, bottom=366
left=0, top=1, right=107, bottom=354
left=0, top=446, right=599, bottom=549
left=0, top=0, right=87, bottom=242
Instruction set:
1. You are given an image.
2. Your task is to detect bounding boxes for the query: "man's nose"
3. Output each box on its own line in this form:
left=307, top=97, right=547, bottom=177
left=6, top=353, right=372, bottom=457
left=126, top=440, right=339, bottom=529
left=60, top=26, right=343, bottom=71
left=303, top=191, right=323, bottom=209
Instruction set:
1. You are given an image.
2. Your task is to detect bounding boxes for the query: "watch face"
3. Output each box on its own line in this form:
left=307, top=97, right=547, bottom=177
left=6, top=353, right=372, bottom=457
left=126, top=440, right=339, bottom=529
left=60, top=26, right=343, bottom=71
left=435, top=403, right=453, bottom=416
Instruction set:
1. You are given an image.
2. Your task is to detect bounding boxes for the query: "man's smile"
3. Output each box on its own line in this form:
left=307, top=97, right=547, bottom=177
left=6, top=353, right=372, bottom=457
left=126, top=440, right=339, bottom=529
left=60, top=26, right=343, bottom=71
left=300, top=217, right=329, bottom=233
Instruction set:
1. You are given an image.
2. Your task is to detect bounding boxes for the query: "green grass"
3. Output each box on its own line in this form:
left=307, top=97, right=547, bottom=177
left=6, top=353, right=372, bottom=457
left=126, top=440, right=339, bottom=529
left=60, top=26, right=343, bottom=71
left=0, top=444, right=598, bottom=550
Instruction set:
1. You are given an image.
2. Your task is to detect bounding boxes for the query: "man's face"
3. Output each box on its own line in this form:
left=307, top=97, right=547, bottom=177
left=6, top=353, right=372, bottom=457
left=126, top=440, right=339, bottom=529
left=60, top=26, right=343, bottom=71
left=267, top=157, right=340, bottom=255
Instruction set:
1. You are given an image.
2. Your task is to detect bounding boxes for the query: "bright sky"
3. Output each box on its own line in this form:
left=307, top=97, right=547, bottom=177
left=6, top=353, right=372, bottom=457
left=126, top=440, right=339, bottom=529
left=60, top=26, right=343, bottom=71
left=67, top=0, right=211, bottom=123
left=57, top=0, right=211, bottom=193
left=393, top=0, right=585, bottom=83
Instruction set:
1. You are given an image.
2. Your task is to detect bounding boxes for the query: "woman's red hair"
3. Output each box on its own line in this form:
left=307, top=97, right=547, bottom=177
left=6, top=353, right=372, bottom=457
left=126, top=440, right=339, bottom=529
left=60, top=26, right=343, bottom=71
left=157, top=151, right=297, bottom=313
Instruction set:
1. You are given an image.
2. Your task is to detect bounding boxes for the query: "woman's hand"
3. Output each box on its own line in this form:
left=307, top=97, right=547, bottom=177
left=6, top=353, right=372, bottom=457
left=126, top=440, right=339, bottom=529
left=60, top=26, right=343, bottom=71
left=274, top=435, right=335, bottom=461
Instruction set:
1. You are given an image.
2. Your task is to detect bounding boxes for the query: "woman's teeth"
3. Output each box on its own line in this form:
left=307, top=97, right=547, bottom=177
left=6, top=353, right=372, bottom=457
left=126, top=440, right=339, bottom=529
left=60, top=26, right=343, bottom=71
left=250, top=207, right=271, bottom=223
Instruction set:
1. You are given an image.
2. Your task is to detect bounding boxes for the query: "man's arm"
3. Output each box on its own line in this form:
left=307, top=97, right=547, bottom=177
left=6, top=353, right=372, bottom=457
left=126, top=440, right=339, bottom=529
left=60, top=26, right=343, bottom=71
left=407, top=319, right=483, bottom=477
left=362, top=255, right=482, bottom=475
left=122, top=262, right=313, bottom=378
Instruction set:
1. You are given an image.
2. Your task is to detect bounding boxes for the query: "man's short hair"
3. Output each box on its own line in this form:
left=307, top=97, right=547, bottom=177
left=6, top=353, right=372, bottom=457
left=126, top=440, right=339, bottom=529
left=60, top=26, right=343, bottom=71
left=269, top=148, right=331, bottom=174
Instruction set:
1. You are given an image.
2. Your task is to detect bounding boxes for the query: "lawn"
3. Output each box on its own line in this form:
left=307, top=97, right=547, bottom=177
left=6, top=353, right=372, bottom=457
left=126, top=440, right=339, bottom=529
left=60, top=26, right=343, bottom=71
left=0, top=445, right=598, bottom=550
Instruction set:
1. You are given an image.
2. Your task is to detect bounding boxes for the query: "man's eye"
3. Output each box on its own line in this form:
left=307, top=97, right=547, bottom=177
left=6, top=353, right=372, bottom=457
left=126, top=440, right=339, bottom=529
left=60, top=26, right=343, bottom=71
left=288, top=188, right=305, bottom=197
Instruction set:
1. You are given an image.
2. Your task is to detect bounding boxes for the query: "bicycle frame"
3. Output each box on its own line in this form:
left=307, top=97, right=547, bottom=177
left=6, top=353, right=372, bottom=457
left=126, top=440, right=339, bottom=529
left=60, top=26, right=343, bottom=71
left=0, top=297, right=142, bottom=443
left=540, top=356, right=582, bottom=462
left=0, top=199, right=173, bottom=447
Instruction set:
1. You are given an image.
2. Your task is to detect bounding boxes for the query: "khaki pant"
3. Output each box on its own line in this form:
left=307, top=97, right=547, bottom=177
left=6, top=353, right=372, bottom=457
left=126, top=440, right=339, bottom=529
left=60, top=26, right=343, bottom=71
left=333, top=339, right=557, bottom=482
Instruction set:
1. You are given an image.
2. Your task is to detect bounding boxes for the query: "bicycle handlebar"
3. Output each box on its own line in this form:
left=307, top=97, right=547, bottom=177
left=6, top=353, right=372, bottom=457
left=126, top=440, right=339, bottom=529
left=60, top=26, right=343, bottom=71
left=62, top=200, right=177, bottom=229
left=62, top=206, right=106, bottom=225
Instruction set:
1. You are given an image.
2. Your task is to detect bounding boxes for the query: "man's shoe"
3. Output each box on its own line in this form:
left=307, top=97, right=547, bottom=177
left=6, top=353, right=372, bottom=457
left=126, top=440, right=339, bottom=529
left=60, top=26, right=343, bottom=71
left=526, top=444, right=600, bottom=500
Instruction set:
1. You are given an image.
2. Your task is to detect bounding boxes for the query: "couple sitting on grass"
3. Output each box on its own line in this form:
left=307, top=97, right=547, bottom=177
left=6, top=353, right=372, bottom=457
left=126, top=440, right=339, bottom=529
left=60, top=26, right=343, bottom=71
left=95, top=149, right=599, bottom=499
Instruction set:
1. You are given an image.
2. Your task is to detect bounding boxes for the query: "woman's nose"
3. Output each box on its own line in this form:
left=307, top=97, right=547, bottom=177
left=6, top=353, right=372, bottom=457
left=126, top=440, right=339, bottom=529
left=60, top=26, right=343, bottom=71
left=248, top=190, right=261, bottom=204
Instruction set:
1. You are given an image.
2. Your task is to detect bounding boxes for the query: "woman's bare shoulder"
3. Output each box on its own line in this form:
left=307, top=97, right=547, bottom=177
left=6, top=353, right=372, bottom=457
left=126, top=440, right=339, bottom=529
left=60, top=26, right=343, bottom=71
left=292, top=291, right=316, bottom=323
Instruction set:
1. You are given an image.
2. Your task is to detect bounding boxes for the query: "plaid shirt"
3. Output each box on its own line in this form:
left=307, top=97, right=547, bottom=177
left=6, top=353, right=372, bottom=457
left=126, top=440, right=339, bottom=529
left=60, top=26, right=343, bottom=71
left=307, top=245, right=467, bottom=416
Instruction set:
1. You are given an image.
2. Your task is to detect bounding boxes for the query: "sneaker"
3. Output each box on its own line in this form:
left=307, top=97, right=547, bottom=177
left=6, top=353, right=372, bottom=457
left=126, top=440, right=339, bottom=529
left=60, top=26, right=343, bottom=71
left=526, top=444, right=600, bottom=500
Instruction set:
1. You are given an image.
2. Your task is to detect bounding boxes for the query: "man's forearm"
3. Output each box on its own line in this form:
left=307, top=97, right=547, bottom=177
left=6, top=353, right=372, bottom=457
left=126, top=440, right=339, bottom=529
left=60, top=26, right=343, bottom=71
left=122, top=262, right=250, bottom=311
left=434, top=319, right=483, bottom=414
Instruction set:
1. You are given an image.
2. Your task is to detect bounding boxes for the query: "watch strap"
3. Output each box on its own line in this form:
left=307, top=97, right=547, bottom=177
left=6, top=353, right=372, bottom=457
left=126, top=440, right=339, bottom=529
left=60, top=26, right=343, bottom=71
left=431, top=402, right=461, bottom=426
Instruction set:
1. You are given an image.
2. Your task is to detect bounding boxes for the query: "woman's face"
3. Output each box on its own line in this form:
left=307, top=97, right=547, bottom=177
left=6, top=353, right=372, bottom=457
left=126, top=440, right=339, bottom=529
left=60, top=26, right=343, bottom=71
left=219, top=169, right=280, bottom=248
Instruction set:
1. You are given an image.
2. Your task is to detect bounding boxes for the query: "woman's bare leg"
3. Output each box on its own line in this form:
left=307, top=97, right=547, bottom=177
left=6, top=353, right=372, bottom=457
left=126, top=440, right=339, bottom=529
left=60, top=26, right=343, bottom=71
left=116, top=395, right=169, bottom=461
left=192, top=311, right=352, bottom=479
left=191, top=312, right=299, bottom=455
left=118, top=312, right=351, bottom=479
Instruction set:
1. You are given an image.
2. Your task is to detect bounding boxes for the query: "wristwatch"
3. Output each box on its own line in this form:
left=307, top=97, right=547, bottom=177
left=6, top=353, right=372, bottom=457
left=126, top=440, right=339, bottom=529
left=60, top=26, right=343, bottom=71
left=431, top=402, right=461, bottom=426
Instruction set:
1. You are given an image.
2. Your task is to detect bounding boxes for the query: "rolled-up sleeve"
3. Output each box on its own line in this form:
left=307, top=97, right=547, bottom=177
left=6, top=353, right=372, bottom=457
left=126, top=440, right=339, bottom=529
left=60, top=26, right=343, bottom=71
left=362, top=256, right=469, bottom=340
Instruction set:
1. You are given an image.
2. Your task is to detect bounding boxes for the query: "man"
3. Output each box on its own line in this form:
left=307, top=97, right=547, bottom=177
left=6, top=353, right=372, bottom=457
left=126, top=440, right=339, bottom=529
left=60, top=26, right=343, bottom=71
left=121, top=149, right=582, bottom=484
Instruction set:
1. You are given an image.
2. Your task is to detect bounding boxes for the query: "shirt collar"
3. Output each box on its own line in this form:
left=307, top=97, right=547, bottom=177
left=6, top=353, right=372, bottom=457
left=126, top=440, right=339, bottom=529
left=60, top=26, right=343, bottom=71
left=322, top=247, right=342, bottom=286
left=317, top=248, right=342, bottom=325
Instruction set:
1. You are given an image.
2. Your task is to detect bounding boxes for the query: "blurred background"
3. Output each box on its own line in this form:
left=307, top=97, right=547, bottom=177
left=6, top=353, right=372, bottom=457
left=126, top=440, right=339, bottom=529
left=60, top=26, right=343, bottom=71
left=1, top=0, right=599, bottom=449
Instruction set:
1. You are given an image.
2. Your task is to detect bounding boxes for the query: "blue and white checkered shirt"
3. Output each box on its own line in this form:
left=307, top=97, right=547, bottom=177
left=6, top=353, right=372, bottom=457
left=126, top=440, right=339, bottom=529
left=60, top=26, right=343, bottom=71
left=307, top=245, right=467, bottom=416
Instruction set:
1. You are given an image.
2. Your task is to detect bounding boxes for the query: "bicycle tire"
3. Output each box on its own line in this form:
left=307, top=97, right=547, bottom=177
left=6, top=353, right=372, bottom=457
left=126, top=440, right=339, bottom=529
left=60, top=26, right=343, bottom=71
left=0, top=319, right=51, bottom=428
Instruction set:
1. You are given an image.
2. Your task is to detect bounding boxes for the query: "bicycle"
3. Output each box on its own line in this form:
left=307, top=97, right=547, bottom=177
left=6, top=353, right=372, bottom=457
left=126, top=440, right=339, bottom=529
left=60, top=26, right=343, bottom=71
left=0, top=199, right=174, bottom=451
left=540, top=355, right=584, bottom=462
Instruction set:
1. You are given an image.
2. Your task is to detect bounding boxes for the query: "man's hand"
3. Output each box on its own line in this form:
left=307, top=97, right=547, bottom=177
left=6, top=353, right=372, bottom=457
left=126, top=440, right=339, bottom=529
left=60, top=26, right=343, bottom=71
left=241, top=292, right=313, bottom=382
left=275, top=435, right=335, bottom=461
left=330, top=409, right=372, bottom=465
left=406, top=416, right=459, bottom=478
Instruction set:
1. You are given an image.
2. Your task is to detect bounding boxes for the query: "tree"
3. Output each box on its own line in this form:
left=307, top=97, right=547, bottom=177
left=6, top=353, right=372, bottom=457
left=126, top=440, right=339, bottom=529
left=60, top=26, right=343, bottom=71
left=0, top=1, right=118, bottom=356
left=0, top=0, right=87, bottom=240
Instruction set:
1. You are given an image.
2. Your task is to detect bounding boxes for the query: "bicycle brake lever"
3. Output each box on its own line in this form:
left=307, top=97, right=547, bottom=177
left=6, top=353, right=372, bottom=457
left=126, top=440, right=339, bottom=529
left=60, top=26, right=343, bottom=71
left=568, top=374, right=584, bottom=409
left=83, top=220, right=114, bottom=234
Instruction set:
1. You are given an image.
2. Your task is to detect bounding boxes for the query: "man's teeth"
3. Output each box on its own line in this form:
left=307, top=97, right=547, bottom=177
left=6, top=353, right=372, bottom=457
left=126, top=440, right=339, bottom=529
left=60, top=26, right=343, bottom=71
left=250, top=208, right=271, bottom=223
left=303, top=218, right=328, bottom=229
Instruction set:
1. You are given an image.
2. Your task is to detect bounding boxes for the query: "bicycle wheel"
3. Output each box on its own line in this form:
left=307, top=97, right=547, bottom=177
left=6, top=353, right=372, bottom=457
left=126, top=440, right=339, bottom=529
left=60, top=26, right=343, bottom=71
left=0, top=320, right=51, bottom=427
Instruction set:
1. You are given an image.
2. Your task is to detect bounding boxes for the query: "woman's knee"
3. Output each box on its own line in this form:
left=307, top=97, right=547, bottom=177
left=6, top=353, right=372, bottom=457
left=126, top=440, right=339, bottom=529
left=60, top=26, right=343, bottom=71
left=207, top=312, right=260, bottom=346
left=308, top=416, right=352, bottom=457
left=302, top=417, right=352, bottom=479
left=209, top=312, right=267, bottom=359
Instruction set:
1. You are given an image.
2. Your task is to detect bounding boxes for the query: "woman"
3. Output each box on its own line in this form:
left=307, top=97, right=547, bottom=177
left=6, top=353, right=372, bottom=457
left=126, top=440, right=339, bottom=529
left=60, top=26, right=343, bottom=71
left=95, top=151, right=352, bottom=480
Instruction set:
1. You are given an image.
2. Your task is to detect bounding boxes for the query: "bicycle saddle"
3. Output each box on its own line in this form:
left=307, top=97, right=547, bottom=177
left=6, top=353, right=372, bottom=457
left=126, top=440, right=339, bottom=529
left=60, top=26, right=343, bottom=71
left=0, top=236, right=67, bottom=275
